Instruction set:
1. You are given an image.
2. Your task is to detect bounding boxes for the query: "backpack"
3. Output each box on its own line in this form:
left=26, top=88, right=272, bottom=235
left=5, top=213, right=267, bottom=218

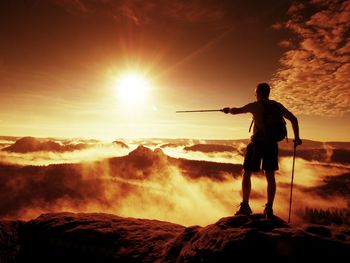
left=249, top=100, right=287, bottom=142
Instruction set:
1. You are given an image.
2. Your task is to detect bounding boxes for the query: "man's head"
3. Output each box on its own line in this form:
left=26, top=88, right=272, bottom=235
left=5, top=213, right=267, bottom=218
left=255, top=83, right=270, bottom=100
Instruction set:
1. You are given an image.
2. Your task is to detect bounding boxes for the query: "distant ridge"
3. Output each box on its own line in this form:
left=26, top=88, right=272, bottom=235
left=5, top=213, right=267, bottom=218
left=2, top=137, right=89, bottom=153
left=112, top=140, right=129, bottom=148
left=184, top=144, right=236, bottom=153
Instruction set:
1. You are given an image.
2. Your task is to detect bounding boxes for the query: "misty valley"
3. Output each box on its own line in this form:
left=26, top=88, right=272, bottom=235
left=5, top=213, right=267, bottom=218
left=0, top=136, right=349, bottom=226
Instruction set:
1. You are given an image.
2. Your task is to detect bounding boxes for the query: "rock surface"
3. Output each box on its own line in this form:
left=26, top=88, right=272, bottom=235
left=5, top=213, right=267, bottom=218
left=0, top=213, right=349, bottom=262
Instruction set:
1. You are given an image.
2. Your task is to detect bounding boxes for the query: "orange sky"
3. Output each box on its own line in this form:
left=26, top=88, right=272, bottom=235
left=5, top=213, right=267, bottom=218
left=0, top=0, right=349, bottom=141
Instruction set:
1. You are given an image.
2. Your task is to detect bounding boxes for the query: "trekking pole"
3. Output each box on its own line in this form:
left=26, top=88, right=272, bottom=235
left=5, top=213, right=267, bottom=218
left=176, top=109, right=224, bottom=113
left=288, top=143, right=297, bottom=224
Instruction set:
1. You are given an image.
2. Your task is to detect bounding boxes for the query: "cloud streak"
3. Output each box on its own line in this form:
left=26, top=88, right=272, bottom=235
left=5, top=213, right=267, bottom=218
left=271, top=0, right=350, bottom=117
left=51, top=0, right=225, bottom=26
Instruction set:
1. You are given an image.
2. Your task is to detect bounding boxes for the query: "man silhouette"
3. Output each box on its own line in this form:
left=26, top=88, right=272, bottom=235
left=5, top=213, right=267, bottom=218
left=223, top=83, right=302, bottom=218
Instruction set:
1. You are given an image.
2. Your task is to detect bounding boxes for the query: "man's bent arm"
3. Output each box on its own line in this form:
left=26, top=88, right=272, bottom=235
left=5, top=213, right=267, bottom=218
left=283, top=109, right=302, bottom=144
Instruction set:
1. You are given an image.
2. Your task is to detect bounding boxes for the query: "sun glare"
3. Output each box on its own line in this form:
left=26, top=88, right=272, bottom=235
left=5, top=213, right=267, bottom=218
left=117, top=73, right=149, bottom=106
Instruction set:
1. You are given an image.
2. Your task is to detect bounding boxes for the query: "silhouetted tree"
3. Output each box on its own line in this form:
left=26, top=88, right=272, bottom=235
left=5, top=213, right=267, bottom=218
left=298, top=206, right=350, bottom=225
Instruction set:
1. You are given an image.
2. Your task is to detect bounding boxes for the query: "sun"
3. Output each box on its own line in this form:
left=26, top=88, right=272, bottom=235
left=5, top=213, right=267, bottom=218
left=116, top=73, right=149, bottom=106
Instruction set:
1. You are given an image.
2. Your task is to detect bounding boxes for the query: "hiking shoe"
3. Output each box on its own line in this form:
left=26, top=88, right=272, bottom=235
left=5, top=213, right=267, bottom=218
left=264, top=203, right=274, bottom=219
left=235, top=201, right=252, bottom=216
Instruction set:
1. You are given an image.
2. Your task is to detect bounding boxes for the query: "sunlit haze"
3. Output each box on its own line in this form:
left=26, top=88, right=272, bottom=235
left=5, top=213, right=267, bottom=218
left=117, top=73, right=149, bottom=107
left=0, top=1, right=349, bottom=141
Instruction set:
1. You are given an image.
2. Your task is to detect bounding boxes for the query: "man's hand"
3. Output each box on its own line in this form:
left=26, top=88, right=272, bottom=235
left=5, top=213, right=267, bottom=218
left=294, top=138, right=302, bottom=147
left=222, top=107, right=230, bottom=114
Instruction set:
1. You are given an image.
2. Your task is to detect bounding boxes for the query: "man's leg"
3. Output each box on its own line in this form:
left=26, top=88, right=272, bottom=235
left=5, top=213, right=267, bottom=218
left=238, top=141, right=259, bottom=215
left=265, top=170, right=276, bottom=205
left=242, top=170, right=252, bottom=202
left=235, top=170, right=253, bottom=215
left=264, top=170, right=275, bottom=218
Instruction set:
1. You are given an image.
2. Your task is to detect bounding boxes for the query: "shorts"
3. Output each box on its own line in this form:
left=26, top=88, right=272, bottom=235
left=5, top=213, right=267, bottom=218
left=243, top=140, right=279, bottom=172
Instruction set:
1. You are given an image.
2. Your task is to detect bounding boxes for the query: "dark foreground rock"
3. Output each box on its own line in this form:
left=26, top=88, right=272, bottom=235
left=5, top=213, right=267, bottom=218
left=0, top=221, right=23, bottom=263
left=0, top=213, right=349, bottom=262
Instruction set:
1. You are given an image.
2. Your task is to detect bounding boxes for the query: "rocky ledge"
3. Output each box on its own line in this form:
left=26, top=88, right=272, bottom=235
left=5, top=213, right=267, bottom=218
left=1, top=213, right=349, bottom=262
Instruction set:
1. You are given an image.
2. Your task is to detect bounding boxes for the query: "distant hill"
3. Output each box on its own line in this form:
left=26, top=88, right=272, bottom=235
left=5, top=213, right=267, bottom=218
left=1, top=212, right=349, bottom=262
left=279, top=139, right=350, bottom=150
left=0, top=136, right=19, bottom=141
left=279, top=146, right=350, bottom=165
left=112, top=140, right=129, bottom=148
left=108, top=145, right=241, bottom=181
left=2, top=137, right=90, bottom=153
left=178, top=140, right=350, bottom=165
left=159, top=143, right=182, bottom=148
left=184, top=144, right=237, bottom=153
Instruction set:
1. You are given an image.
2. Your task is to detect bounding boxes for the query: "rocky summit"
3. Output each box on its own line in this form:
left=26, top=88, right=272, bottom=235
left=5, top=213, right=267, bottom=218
left=0, top=213, right=349, bottom=262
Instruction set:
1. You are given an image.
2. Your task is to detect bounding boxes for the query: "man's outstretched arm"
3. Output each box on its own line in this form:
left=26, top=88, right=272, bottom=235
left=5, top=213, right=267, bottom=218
left=222, top=104, right=253, bottom=115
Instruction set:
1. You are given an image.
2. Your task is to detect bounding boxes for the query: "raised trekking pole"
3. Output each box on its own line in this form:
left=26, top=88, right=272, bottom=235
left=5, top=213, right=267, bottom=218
left=176, top=109, right=224, bottom=113
left=288, top=142, right=297, bottom=224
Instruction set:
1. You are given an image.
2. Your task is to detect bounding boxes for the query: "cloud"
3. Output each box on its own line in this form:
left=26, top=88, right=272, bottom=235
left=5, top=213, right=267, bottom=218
left=306, top=172, right=350, bottom=198
left=161, top=143, right=245, bottom=165
left=51, top=0, right=225, bottom=26
left=184, top=143, right=237, bottom=153
left=55, top=0, right=89, bottom=13
left=0, top=145, right=243, bottom=226
left=0, top=140, right=132, bottom=166
left=278, top=40, right=293, bottom=48
left=0, top=141, right=349, bottom=226
left=279, top=147, right=350, bottom=166
left=287, top=2, right=305, bottom=15
left=271, top=0, right=350, bottom=117
left=165, top=0, right=224, bottom=24
left=275, top=156, right=349, bottom=223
